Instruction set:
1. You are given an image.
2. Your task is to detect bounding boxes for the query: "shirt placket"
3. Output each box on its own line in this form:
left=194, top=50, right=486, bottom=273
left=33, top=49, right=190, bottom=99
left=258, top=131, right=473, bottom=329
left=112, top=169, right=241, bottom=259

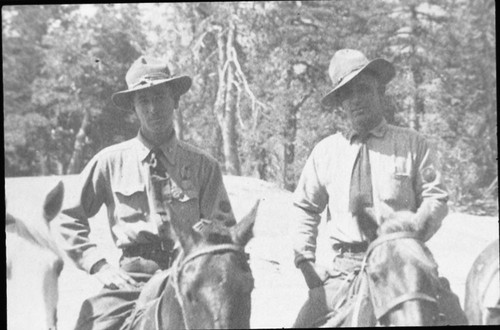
left=148, top=150, right=173, bottom=241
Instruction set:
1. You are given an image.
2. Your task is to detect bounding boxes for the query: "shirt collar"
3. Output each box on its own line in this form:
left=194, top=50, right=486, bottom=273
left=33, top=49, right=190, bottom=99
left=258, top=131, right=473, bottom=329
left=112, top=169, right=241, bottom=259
left=136, top=130, right=178, bottom=165
left=344, top=118, right=388, bottom=143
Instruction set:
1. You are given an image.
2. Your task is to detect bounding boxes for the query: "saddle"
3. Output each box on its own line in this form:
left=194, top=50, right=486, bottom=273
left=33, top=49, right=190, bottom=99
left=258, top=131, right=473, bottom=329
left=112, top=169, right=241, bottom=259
left=314, top=269, right=376, bottom=327
left=135, top=270, right=171, bottom=308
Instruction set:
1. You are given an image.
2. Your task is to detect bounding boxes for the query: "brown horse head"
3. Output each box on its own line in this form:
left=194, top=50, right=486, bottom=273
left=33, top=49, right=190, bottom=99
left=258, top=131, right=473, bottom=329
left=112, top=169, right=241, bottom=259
left=364, top=233, right=440, bottom=326
left=353, top=198, right=440, bottom=326
left=165, top=200, right=259, bottom=329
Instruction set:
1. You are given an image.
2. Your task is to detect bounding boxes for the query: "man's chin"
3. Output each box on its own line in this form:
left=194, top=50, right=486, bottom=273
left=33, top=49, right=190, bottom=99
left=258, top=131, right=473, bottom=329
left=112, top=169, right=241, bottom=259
left=352, top=116, right=380, bottom=132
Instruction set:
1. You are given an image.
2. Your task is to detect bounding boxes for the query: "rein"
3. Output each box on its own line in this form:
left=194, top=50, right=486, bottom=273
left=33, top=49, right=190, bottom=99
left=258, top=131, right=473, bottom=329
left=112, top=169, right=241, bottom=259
left=354, top=231, right=438, bottom=323
left=164, top=243, right=247, bottom=330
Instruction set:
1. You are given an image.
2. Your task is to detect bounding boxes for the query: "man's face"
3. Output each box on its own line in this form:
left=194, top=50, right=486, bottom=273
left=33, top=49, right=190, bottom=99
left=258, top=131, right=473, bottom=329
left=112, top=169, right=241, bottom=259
left=339, top=72, right=384, bottom=132
left=134, top=84, right=176, bottom=135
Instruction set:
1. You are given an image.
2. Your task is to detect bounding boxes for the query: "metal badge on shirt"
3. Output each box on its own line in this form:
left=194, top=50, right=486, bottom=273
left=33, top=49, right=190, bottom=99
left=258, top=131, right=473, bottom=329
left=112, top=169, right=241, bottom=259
left=421, top=166, right=438, bottom=183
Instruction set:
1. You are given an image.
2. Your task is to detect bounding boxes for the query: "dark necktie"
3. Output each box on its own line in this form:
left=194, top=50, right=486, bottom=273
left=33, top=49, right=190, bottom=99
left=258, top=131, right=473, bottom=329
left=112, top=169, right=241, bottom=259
left=149, top=148, right=172, bottom=223
left=349, top=135, right=378, bottom=240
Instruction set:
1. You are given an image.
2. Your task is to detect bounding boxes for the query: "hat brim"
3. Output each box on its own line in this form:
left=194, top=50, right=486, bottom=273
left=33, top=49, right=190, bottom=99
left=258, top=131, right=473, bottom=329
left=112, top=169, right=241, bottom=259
left=321, top=59, right=395, bottom=108
left=112, top=76, right=192, bottom=111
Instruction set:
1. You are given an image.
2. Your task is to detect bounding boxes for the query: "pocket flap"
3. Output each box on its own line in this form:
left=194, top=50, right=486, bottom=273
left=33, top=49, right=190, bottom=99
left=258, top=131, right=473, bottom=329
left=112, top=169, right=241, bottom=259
left=393, top=172, right=411, bottom=179
left=177, top=189, right=199, bottom=202
left=113, top=181, right=146, bottom=196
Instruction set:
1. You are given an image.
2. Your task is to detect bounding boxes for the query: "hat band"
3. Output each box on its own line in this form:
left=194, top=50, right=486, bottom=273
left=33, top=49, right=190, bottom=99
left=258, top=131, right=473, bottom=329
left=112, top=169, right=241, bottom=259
left=130, top=72, right=171, bottom=89
left=337, top=63, right=366, bottom=85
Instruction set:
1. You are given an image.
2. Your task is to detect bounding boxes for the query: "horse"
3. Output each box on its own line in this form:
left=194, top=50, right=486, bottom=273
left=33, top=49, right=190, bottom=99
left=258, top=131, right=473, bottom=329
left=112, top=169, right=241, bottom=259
left=464, top=238, right=500, bottom=325
left=124, top=200, right=260, bottom=329
left=6, top=181, right=65, bottom=330
left=319, top=201, right=442, bottom=327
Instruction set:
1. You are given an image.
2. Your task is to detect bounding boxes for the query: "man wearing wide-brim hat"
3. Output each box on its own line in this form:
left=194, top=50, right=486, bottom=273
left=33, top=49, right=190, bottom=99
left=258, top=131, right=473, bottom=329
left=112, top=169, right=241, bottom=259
left=291, top=49, right=467, bottom=326
left=57, top=56, right=237, bottom=330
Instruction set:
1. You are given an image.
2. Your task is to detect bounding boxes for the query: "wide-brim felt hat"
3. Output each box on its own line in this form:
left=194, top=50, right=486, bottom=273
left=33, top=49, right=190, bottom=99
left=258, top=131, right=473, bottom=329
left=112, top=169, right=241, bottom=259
left=112, top=56, right=192, bottom=111
left=321, top=49, right=395, bottom=108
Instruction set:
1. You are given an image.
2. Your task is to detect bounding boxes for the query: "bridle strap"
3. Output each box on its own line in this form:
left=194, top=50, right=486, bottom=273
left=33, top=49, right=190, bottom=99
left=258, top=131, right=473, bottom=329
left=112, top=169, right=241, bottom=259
left=361, top=231, right=438, bottom=322
left=350, top=271, right=369, bottom=327
left=358, top=231, right=421, bottom=276
left=375, top=292, right=438, bottom=320
left=365, top=231, right=421, bottom=259
left=177, top=244, right=245, bottom=271
left=168, top=243, right=246, bottom=330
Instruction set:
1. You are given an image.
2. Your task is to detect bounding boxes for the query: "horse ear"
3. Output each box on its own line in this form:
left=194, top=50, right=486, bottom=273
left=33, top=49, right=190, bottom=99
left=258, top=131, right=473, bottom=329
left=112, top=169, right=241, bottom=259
left=231, top=200, right=260, bottom=246
left=43, top=181, right=64, bottom=222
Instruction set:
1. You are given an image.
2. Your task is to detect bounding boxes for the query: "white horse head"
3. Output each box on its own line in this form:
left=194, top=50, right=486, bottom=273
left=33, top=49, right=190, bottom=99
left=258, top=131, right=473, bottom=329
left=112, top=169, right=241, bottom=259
left=6, top=181, right=65, bottom=330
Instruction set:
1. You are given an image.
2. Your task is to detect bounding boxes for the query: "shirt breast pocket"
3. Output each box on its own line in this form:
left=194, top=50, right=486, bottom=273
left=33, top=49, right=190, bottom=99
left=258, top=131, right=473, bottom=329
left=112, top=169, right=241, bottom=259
left=113, top=183, right=148, bottom=222
left=172, top=188, right=200, bottom=224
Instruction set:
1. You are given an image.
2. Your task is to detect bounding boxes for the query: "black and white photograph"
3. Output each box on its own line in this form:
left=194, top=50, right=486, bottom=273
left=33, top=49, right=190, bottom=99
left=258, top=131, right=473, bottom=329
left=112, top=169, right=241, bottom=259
left=4, top=2, right=498, bottom=329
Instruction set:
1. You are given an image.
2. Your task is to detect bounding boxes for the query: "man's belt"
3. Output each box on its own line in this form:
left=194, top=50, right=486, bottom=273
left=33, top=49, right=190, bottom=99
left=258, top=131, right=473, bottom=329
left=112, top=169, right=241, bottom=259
left=332, top=241, right=369, bottom=254
left=122, top=240, right=176, bottom=268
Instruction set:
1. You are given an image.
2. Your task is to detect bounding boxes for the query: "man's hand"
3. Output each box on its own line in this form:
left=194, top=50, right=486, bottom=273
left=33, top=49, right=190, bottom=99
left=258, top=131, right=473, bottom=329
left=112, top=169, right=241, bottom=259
left=298, top=260, right=331, bottom=290
left=92, top=261, right=140, bottom=290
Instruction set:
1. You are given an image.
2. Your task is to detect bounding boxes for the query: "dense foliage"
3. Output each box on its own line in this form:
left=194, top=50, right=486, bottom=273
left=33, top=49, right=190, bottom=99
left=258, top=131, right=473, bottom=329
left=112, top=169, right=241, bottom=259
left=3, top=1, right=497, bottom=215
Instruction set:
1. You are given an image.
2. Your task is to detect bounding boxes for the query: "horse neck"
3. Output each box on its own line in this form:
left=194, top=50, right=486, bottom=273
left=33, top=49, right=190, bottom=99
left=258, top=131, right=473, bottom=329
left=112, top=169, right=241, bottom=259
left=159, top=274, right=188, bottom=330
left=7, top=228, right=61, bottom=330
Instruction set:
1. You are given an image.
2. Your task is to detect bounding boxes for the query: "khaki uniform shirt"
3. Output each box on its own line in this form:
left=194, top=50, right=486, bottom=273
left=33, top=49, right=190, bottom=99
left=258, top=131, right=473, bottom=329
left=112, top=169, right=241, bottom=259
left=292, top=119, right=448, bottom=267
left=58, top=132, right=235, bottom=273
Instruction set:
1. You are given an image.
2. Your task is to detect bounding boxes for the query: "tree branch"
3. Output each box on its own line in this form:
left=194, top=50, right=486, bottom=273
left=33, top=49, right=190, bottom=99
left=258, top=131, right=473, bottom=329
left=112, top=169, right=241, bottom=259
left=229, top=46, right=269, bottom=131
left=232, top=81, right=247, bottom=130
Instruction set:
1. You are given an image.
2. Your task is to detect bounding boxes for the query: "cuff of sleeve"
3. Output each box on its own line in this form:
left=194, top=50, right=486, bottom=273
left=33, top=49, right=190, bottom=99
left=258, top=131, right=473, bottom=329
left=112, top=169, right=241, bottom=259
left=81, top=247, right=110, bottom=274
left=416, top=199, right=448, bottom=241
left=294, top=253, right=316, bottom=268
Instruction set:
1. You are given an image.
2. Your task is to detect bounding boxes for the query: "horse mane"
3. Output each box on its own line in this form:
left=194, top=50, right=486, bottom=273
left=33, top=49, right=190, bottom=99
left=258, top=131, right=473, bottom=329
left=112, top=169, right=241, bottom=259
left=391, top=239, right=438, bottom=273
left=8, top=212, right=64, bottom=260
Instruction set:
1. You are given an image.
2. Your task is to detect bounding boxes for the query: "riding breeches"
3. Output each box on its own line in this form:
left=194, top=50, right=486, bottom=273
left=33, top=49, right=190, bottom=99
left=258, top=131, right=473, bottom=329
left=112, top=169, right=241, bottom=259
left=293, top=252, right=368, bottom=328
left=73, top=256, right=170, bottom=330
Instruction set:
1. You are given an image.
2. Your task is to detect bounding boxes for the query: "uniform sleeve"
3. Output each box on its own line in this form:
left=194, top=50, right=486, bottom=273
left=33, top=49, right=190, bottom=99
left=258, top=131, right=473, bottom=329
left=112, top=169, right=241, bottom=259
left=198, top=157, right=236, bottom=227
left=413, top=137, right=449, bottom=241
left=292, top=145, right=329, bottom=267
left=57, top=154, right=110, bottom=272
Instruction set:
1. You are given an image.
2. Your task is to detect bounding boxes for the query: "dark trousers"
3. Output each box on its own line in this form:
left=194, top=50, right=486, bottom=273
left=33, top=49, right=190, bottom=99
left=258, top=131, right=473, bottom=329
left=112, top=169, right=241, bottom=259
left=293, top=251, right=468, bottom=327
left=293, top=253, right=366, bottom=328
left=74, top=256, right=170, bottom=330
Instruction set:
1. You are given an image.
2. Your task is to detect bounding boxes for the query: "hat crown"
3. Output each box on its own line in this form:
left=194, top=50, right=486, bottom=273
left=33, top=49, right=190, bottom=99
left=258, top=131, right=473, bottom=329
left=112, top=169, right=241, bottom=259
left=321, top=49, right=394, bottom=107
left=125, top=56, right=173, bottom=89
left=328, top=49, right=370, bottom=88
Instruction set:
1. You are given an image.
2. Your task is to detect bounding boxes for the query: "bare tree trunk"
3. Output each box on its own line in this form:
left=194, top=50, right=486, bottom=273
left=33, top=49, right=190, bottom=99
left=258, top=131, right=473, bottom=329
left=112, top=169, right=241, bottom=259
left=54, top=159, right=64, bottom=175
left=257, top=148, right=268, bottom=181
left=37, top=150, right=49, bottom=175
left=67, top=108, right=91, bottom=174
left=409, top=4, right=423, bottom=131
left=213, top=21, right=241, bottom=175
left=283, top=91, right=312, bottom=191
left=283, top=105, right=298, bottom=191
